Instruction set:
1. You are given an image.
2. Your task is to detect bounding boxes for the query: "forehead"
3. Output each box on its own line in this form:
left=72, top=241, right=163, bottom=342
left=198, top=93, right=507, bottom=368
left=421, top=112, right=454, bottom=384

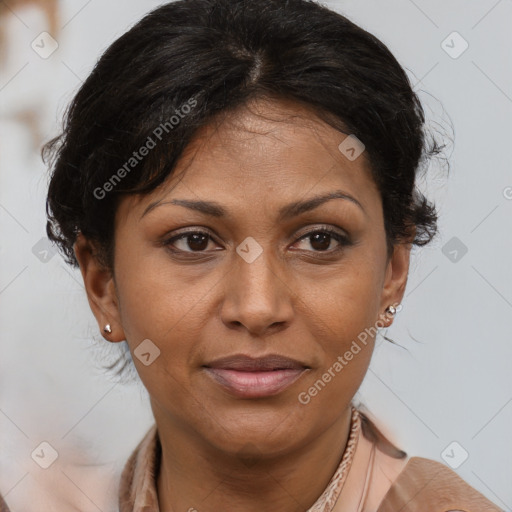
left=118, top=97, right=380, bottom=222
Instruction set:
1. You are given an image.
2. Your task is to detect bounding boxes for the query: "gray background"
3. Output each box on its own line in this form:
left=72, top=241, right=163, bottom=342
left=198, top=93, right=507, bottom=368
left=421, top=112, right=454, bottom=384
left=0, top=0, right=511, bottom=510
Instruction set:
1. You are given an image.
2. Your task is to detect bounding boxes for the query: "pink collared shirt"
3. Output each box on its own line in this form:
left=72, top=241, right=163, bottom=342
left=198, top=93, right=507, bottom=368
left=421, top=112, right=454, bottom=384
left=118, top=409, right=502, bottom=512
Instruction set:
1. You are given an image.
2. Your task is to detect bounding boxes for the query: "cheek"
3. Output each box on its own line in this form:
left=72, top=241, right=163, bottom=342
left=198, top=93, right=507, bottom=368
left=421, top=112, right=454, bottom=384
left=113, top=248, right=215, bottom=393
left=294, top=256, right=382, bottom=400
left=114, top=243, right=204, bottom=339
left=296, top=280, right=378, bottom=413
left=302, top=262, right=382, bottom=346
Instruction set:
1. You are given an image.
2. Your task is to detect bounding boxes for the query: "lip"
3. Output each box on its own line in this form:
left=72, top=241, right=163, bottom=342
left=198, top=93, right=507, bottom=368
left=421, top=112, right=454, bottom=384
left=203, top=354, right=310, bottom=399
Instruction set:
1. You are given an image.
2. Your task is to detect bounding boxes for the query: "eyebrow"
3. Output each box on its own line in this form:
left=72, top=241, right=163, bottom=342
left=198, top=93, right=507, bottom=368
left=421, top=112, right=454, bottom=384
left=140, top=189, right=366, bottom=221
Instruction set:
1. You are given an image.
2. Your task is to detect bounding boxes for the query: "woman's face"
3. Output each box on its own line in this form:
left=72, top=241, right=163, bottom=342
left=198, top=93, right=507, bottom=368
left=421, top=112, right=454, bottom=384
left=76, top=97, right=411, bottom=458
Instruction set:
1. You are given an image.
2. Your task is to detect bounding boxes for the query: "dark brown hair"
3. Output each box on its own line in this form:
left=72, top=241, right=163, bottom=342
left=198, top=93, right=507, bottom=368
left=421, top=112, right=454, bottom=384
left=44, top=0, right=449, bottom=273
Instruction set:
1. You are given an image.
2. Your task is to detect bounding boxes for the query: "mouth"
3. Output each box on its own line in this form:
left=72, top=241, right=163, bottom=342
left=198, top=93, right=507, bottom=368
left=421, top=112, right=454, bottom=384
left=202, top=354, right=310, bottom=399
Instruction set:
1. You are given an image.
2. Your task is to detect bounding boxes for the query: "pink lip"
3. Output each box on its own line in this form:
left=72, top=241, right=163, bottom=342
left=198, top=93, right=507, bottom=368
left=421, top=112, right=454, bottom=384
left=204, top=368, right=308, bottom=398
left=203, top=354, right=310, bottom=398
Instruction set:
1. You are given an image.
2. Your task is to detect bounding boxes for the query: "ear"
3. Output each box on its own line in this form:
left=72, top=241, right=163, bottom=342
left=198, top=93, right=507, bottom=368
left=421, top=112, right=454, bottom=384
left=378, top=240, right=413, bottom=327
left=73, top=232, right=125, bottom=343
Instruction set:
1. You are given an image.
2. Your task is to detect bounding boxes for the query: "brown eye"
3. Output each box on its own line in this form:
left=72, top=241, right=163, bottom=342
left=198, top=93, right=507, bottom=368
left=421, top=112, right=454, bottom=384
left=293, top=227, right=350, bottom=253
left=163, top=226, right=351, bottom=257
left=164, top=231, right=215, bottom=252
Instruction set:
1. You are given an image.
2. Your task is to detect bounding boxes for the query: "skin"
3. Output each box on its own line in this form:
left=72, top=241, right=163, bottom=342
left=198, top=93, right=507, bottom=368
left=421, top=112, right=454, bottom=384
left=74, top=96, right=413, bottom=511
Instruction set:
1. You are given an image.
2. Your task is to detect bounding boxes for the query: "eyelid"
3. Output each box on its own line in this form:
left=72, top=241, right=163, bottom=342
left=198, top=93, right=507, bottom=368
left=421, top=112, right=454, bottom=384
left=162, top=224, right=351, bottom=254
left=161, top=228, right=219, bottom=248
left=295, top=224, right=348, bottom=239
left=291, top=225, right=351, bottom=252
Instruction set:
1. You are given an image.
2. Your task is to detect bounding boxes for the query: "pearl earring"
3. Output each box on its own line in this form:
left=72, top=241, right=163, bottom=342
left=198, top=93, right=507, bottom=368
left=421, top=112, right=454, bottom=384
left=385, top=305, right=398, bottom=316
left=103, top=324, right=112, bottom=334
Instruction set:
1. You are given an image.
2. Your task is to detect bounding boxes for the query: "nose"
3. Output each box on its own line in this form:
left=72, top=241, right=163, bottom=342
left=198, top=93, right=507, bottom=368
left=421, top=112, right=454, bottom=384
left=219, top=247, right=294, bottom=337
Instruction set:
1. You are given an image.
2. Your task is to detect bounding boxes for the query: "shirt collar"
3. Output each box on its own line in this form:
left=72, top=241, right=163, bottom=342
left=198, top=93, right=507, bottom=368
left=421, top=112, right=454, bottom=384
left=119, top=423, right=161, bottom=511
left=119, top=409, right=362, bottom=512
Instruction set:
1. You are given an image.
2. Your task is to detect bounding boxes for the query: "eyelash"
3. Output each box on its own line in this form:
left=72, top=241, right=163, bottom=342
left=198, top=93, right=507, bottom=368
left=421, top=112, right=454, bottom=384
left=162, top=226, right=351, bottom=257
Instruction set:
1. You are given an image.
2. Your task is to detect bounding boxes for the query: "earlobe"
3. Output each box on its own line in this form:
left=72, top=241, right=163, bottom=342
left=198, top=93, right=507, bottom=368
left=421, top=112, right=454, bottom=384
left=73, top=232, right=126, bottom=343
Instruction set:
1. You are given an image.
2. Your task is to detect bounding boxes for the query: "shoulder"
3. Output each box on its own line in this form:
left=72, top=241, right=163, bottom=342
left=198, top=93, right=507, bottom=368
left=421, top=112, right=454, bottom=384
left=377, top=456, right=503, bottom=512
left=0, top=493, right=10, bottom=512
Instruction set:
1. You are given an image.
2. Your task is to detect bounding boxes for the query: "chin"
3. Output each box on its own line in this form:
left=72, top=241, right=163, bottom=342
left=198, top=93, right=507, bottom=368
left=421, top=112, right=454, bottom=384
left=196, top=406, right=310, bottom=455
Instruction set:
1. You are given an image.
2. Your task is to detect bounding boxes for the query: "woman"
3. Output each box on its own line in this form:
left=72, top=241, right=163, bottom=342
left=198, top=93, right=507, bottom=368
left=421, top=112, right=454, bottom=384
left=43, top=0, right=502, bottom=510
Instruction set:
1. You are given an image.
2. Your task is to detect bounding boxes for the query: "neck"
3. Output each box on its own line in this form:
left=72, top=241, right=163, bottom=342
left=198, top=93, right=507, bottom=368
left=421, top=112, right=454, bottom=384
left=155, top=407, right=354, bottom=512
